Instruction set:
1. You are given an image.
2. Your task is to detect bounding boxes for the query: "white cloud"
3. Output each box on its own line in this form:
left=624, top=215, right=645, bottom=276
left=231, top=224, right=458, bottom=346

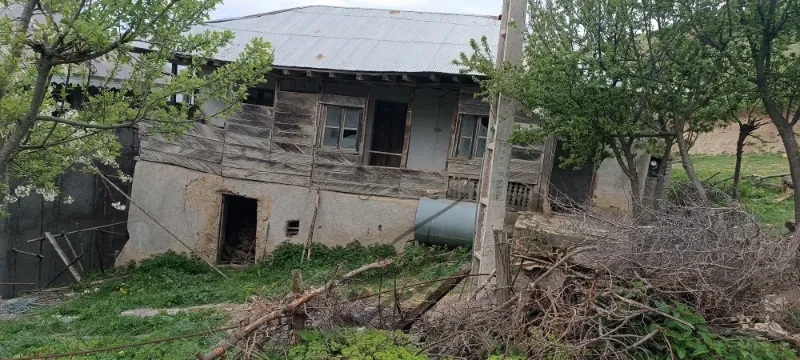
left=210, top=0, right=502, bottom=20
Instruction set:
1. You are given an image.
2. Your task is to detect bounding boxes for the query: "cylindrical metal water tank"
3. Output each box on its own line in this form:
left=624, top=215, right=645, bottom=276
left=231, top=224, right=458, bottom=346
left=414, top=197, right=477, bottom=248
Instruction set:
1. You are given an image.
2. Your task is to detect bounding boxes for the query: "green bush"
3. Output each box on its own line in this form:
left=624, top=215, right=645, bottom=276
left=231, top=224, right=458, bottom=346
left=640, top=302, right=796, bottom=360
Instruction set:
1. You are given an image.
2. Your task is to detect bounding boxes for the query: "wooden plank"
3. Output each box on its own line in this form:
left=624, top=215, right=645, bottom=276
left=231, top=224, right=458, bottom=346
left=312, top=164, right=401, bottom=186
left=223, top=154, right=310, bottom=176
left=140, top=149, right=222, bottom=175
left=459, top=103, right=491, bottom=116
left=144, top=134, right=223, bottom=153
left=271, top=151, right=313, bottom=165
left=222, top=167, right=310, bottom=187
left=271, top=130, right=315, bottom=146
left=311, top=179, right=399, bottom=197
left=446, top=158, right=483, bottom=176
left=314, top=151, right=360, bottom=166
left=274, top=111, right=316, bottom=126
left=140, top=139, right=223, bottom=163
left=186, top=122, right=225, bottom=142
left=319, top=94, right=367, bottom=108
left=276, top=91, right=319, bottom=115
left=272, top=142, right=313, bottom=156
left=272, top=122, right=316, bottom=134
left=399, top=170, right=448, bottom=199
left=227, top=104, right=275, bottom=128
left=227, top=123, right=272, bottom=138
left=223, top=143, right=271, bottom=160
left=45, top=232, right=82, bottom=282
left=225, top=132, right=271, bottom=149
left=508, top=159, right=541, bottom=184
left=459, top=90, right=491, bottom=116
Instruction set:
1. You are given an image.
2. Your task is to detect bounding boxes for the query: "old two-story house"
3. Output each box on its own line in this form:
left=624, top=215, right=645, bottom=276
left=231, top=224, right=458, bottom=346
left=117, top=6, right=653, bottom=265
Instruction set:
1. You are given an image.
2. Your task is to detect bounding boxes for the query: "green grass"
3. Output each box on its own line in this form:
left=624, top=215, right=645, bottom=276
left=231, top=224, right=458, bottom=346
left=0, top=242, right=470, bottom=359
left=670, top=153, right=794, bottom=230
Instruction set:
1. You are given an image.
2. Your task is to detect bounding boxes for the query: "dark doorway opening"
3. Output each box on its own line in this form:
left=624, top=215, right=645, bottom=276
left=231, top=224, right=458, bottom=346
left=368, top=100, right=408, bottom=167
left=548, top=140, right=595, bottom=212
left=219, top=195, right=258, bottom=264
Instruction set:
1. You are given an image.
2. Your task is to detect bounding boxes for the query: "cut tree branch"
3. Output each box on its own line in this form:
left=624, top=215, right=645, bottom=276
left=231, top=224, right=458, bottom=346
left=196, top=259, right=395, bottom=360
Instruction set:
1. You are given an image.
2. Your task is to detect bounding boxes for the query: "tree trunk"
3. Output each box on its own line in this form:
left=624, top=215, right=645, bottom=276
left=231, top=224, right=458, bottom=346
left=0, top=58, right=52, bottom=177
left=673, top=117, right=708, bottom=203
left=610, top=140, right=644, bottom=214
left=774, top=121, right=800, bottom=225
left=733, top=124, right=750, bottom=201
left=652, top=137, right=674, bottom=209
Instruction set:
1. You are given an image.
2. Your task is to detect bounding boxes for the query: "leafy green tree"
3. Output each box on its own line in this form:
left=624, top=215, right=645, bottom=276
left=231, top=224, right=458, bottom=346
left=680, top=0, right=800, bottom=225
left=458, top=0, right=736, bottom=207
left=0, top=0, right=272, bottom=209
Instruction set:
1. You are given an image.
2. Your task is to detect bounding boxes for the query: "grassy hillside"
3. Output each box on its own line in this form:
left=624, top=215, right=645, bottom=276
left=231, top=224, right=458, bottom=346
left=670, top=153, right=793, bottom=230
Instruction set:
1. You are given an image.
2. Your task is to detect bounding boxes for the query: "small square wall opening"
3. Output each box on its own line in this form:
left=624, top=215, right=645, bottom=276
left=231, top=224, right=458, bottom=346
left=286, top=220, right=300, bottom=237
left=219, top=195, right=258, bottom=264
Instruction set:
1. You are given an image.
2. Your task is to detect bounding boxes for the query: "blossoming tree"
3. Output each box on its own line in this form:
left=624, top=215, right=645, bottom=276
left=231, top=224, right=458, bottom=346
left=0, top=0, right=273, bottom=212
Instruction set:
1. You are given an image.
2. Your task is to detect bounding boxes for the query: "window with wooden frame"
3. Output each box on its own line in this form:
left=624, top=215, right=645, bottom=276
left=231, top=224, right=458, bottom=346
left=456, top=115, right=490, bottom=159
left=320, top=105, right=362, bottom=151
left=168, top=62, right=195, bottom=106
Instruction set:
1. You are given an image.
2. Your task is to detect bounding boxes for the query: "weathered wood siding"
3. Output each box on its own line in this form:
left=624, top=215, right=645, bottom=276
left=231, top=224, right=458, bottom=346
left=138, top=86, right=544, bottom=206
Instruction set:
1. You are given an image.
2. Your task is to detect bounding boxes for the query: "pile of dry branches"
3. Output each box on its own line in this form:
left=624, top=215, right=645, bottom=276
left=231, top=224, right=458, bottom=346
left=198, top=199, right=798, bottom=359
left=422, top=200, right=797, bottom=358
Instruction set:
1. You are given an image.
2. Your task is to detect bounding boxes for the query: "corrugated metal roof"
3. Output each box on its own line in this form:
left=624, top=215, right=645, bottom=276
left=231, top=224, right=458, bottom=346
left=189, top=6, right=500, bottom=75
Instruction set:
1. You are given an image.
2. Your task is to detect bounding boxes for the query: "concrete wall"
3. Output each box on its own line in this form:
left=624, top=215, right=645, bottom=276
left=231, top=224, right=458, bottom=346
left=118, top=160, right=417, bottom=264
left=592, top=153, right=651, bottom=212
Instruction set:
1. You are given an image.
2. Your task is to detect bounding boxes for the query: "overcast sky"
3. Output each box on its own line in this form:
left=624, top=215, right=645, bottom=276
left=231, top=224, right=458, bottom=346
left=210, top=0, right=503, bottom=20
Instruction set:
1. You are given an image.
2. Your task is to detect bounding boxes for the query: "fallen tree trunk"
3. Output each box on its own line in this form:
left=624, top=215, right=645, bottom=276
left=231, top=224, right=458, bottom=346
left=396, top=264, right=471, bottom=332
left=196, top=258, right=394, bottom=360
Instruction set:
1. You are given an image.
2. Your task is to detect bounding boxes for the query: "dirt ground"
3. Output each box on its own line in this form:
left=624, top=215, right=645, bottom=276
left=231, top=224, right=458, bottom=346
left=691, top=117, right=800, bottom=155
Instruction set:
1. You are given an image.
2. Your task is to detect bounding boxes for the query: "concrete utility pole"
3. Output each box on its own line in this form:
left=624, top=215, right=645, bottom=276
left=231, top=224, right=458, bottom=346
left=471, top=0, right=527, bottom=292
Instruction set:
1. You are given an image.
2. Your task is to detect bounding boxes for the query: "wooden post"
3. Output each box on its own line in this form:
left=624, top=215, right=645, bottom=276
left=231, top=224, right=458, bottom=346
left=494, top=230, right=511, bottom=305
left=536, top=135, right=557, bottom=213
left=291, top=269, right=306, bottom=344
left=305, top=190, right=320, bottom=262
left=400, top=88, right=416, bottom=168
left=45, top=232, right=82, bottom=282
left=471, top=0, right=527, bottom=292
left=61, top=233, right=85, bottom=274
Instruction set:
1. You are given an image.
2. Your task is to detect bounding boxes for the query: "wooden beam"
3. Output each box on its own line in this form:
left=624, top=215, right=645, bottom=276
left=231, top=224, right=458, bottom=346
left=382, top=74, right=394, bottom=82
left=282, top=69, right=291, bottom=76
left=400, top=88, right=416, bottom=168
left=452, top=76, right=461, bottom=83
left=305, top=70, right=314, bottom=77
left=328, top=72, right=337, bottom=78
left=45, top=232, right=82, bottom=282
left=429, top=74, right=440, bottom=83
left=358, top=86, right=372, bottom=165
left=401, top=74, right=415, bottom=83
left=536, top=135, right=557, bottom=213
left=356, top=73, right=365, bottom=81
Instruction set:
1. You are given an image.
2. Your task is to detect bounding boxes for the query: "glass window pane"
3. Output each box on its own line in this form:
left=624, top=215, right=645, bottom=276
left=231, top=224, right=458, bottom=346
left=475, top=138, right=487, bottom=159
left=478, top=117, right=489, bottom=137
left=342, top=129, right=358, bottom=150
left=325, top=107, right=342, bottom=128
left=344, top=108, right=361, bottom=129
left=322, top=127, right=339, bottom=148
left=457, top=138, right=473, bottom=158
left=460, top=116, right=477, bottom=139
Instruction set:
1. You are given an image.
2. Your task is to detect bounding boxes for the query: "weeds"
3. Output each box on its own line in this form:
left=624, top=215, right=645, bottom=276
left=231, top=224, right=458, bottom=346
left=0, top=242, right=465, bottom=359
